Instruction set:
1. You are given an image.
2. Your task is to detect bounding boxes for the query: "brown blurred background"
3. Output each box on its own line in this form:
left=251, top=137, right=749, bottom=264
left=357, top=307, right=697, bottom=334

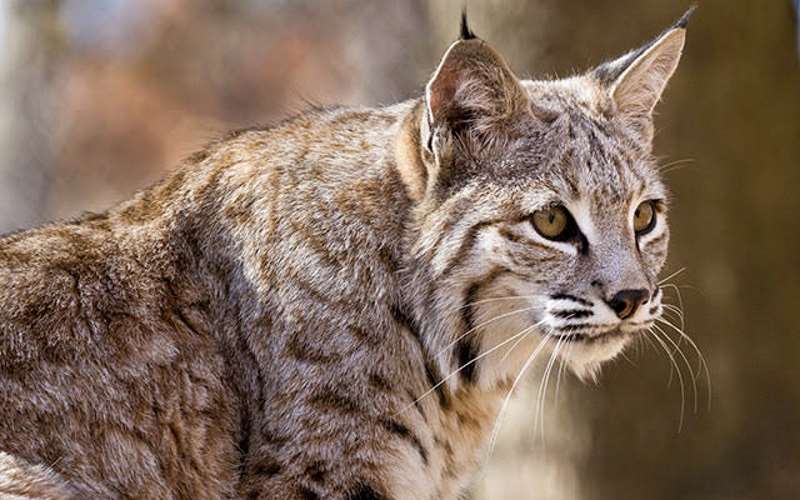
left=1, top=1, right=798, bottom=499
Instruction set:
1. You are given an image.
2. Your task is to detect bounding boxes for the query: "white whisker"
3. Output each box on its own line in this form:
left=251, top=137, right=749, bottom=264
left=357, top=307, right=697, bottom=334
left=618, top=348, right=637, bottom=367
left=457, top=295, right=538, bottom=310
left=659, top=283, right=685, bottom=312
left=400, top=325, right=538, bottom=415
left=436, top=307, right=541, bottom=357
left=649, top=327, right=686, bottom=432
left=656, top=317, right=712, bottom=411
left=654, top=323, right=698, bottom=413
left=661, top=304, right=685, bottom=328
left=658, top=158, right=696, bottom=174
left=500, top=323, right=538, bottom=363
left=487, top=331, right=552, bottom=457
left=536, top=336, right=563, bottom=443
left=554, top=339, right=574, bottom=405
left=658, top=267, right=686, bottom=285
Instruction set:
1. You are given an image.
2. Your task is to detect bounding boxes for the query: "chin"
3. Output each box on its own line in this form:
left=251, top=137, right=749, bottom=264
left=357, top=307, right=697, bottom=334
left=560, top=330, right=634, bottom=383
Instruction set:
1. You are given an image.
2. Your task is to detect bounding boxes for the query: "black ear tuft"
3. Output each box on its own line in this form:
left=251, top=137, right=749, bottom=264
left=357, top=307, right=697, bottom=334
left=460, top=8, right=477, bottom=40
left=674, top=5, right=697, bottom=29
left=594, top=7, right=694, bottom=86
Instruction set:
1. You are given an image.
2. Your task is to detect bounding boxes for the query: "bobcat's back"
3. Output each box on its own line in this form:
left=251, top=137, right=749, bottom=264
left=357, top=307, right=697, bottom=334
left=0, top=11, right=691, bottom=499
left=0, top=104, right=440, bottom=498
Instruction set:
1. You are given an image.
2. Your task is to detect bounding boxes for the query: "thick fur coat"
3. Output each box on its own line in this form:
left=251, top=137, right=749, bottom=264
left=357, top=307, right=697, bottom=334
left=0, top=12, right=691, bottom=500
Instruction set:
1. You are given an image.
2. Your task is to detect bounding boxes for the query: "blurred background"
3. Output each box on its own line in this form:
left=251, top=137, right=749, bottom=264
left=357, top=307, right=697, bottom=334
left=1, top=1, right=798, bottom=498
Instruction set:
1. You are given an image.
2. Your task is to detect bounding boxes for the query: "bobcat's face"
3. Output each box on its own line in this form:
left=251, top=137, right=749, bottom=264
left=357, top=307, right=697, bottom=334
left=464, top=84, right=671, bottom=380
left=407, top=15, right=687, bottom=384
left=417, top=95, right=670, bottom=381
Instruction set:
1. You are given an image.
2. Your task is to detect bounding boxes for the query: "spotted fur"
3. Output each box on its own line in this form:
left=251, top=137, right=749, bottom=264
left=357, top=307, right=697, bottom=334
left=0, top=12, right=690, bottom=499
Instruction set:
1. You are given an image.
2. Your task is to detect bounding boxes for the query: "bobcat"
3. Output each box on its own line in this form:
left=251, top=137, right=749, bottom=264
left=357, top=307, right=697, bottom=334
left=0, top=10, right=692, bottom=500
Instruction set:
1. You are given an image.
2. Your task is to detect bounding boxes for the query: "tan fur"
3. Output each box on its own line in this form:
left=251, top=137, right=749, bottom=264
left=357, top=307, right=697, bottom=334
left=0, top=14, right=689, bottom=499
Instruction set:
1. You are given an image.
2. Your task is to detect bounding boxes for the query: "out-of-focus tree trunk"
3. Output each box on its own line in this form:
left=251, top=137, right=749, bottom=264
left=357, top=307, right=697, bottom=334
left=0, top=1, right=63, bottom=233
left=431, top=2, right=800, bottom=499
left=793, top=0, right=800, bottom=58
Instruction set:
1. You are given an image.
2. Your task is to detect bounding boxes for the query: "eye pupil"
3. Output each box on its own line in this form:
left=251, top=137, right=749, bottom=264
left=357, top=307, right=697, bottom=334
left=532, top=205, right=574, bottom=241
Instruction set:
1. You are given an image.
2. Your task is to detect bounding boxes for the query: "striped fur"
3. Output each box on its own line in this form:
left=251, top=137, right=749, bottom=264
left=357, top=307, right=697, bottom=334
left=0, top=13, right=689, bottom=499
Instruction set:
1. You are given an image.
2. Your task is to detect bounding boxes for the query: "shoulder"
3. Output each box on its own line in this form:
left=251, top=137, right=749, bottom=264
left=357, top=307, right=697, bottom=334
left=202, top=101, right=418, bottom=160
left=0, top=216, right=141, bottom=369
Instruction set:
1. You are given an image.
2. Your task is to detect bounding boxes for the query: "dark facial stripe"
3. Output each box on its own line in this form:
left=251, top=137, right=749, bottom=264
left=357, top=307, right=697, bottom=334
left=497, top=226, right=561, bottom=254
left=428, top=197, right=474, bottom=259
left=551, top=309, right=592, bottom=319
left=643, top=231, right=668, bottom=249
left=587, top=127, right=608, bottom=162
left=551, top=293, right=592, bottom=307
left=347, top=483, right=386, bottom=500
left=439, top=219, right=502, bottom=279
left=390, top=304, right=449, bottom=408
left=379, top=418, right=429, bottom=465
left=457, top=267, right=510, bottom=384
left=457, top=282, right=481, bottom=384
left=497, top=226, right=523, bottom=244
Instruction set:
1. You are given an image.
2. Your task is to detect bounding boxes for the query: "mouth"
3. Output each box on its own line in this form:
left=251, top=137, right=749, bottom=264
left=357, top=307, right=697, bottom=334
left=548, top=325, right=646, bottom=381
left=550, top=330, right=626, bottom=344
left=549, top=321, right=653, bottom=343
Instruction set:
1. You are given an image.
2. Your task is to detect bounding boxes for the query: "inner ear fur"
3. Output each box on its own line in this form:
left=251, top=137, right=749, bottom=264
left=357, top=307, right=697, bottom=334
left=594, top=9, right=692, bottom=143
left=425, top=39, right=529, bottom=144
left=394, top=37, right=530, bottom=203
left=608, top=28, right=686, bottom=118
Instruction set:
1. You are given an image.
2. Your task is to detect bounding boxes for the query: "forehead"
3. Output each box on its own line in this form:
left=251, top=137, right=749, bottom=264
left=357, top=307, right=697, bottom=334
left=486, top=79, right=665, bottom=213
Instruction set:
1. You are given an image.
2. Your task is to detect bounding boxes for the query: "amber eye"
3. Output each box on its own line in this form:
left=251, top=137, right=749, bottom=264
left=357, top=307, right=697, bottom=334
left=532, top=205, right=572, bottom=240
left=633, top=201, right=657, bottom=235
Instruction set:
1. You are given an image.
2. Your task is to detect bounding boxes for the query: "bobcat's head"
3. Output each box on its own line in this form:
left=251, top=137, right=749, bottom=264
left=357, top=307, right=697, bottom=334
left=398, top=11, right=690, bottom=385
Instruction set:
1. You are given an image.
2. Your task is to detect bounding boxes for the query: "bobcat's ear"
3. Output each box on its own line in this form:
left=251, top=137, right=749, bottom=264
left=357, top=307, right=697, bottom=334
left=594, top=8, right=693, bottom=141
left=422, top=15, right=528, bottom=158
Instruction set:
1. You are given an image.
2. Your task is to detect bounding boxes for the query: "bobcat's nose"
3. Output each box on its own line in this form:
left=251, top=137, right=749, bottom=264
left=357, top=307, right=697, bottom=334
left=607, top=289, right=650, bottom=320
